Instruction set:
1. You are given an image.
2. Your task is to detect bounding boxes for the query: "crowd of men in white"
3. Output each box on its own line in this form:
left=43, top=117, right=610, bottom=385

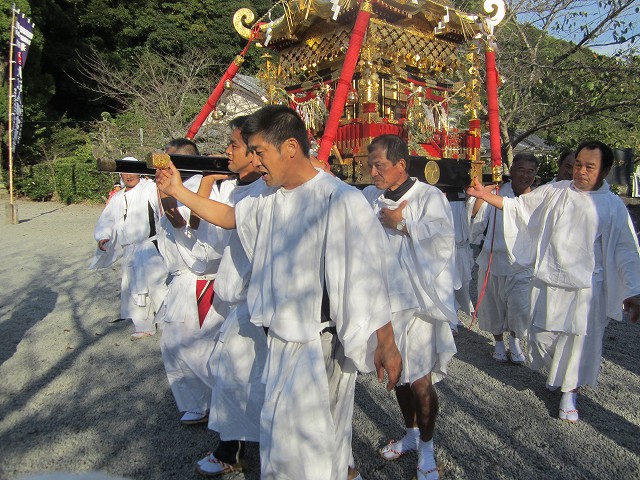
left=91, top=106, right=640, bottom=480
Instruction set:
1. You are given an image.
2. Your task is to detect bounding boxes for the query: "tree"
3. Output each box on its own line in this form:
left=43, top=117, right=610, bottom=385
left=77, top=47, right=226, bottom=158
left=2, top=0, right=274, bottom=171
left=29, top=0, right=272, bottom=121
left=1, top=0, right=54, bottom=170
left=491, top=0, right=640, bottom=164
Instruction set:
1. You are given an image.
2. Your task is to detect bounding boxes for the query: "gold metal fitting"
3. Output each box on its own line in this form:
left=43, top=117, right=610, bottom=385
left=147, top=152, right=170, bottom=169
left=361, top=0, right=373, bottom=14
left=424, top=161, right=441, bottom=185
left=492, top=164, right=503, bottom=183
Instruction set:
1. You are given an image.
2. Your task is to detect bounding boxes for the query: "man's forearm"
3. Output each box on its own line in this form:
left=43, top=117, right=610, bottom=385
left=375, top=321, right=395, bottom=346
left=482, top=192, right=504, bottom=210
left=467, top=180, right=504, bottom=211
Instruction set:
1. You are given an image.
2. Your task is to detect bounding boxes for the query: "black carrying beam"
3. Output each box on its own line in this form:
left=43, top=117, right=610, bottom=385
left=97, top=152, right=233, bottom=178
left=146, top=152, right=231, bottom=174
left=96, top=158, right=157, bottom=176
left=408, top=157, right=472, bottom=188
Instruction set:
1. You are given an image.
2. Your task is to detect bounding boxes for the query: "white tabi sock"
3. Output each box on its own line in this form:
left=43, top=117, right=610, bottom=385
left=401, top=427, right=420, bottom=451
left=494, top=340, right=506, bottom=355
left=560, top=391, right=577, bottom=411
left=417, top=438, right=438, bottom=479
left=508, top=336, right=523, bottom=356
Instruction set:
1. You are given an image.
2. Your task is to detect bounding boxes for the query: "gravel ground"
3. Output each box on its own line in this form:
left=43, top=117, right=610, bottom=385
left=0, top=194, right=639, bottom=480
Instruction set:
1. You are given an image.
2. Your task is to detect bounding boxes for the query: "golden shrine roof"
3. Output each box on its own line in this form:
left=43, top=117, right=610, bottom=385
left=234, top=0, right=495, bottom=47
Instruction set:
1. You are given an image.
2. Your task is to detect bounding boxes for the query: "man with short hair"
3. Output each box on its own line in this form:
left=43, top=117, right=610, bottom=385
left=155, top=137, right=230, bottom=425
left=195, top=116, right=268, bottom=477
left=362, top=135, right=457, bottom=480
left=467, top=140, right=640, bottom=422
left=553, top=150, right=575, bottom=182
left=155, top=105, right=403, bottom=480
left=91, top=167, right=168, bottom=339
left=471, top=152, right=539, bottom=364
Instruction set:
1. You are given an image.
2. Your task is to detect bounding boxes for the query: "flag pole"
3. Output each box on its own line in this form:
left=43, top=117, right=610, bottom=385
left=6, top=5, right=18, bottom=224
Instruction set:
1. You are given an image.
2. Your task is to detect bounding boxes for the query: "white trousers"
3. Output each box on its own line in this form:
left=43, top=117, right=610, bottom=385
left=207, top=304, right=267, bottom=442
left=454, top=243, right=474, bottom=315
left=120, top=241, right=167, bottom=333
left=477, top=267, right=532, bottom=338
left=160, top=318, right=216, bottom=413
left=260, top=331, right=355, bottom=480
left=528, top=278, right=609, bottom=391
left=396, top=314, right=456, bottom=385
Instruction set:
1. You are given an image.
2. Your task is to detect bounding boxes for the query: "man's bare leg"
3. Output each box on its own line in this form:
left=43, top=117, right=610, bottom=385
left=412, top=374, right=439, bottom=480
left=411, top=374, right=438, bottom=442
left=379, top=374, right=440, bottom=479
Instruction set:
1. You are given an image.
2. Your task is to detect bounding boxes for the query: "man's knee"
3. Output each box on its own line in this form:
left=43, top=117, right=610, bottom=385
left=410, top=374, right=436, bottom=400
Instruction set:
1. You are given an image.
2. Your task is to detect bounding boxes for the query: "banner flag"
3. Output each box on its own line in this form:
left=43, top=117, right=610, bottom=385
left=10, top=7, right=35, bottom=153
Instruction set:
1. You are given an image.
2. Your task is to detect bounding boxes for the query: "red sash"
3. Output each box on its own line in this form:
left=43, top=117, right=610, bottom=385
left=195, top=279, right=214, bottom=328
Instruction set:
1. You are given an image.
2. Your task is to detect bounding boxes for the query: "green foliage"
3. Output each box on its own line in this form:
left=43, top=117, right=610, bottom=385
left=10, top=121, right=115, bottom=203
left=489, top=1, right=640, bottom=161
left=72, top=165, right=119, bottom=203
left=3, top=0, right=274, bottom=169
left=535, top=153, right=557, bottom=181
left=14, top=159, right=118, bottom=203
left=13, top=163, right=56, bottom=201
left=26, top=0, right=273, bottom=120
left=53, top=160, right=117, bottom=204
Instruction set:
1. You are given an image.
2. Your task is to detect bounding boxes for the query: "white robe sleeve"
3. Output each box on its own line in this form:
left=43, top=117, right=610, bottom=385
left=501, top=186, right=551, bottom=268
left=469, top=199, right=489, bottom=245
left=605, top=200, right=640, bottom=320
left=89, top=192, right=123, bottom=269
left=94, top=191, right=121, bottom=241
left=404, top=188, right=456, bottom=288
left=148, top=182, right=161, bottom=219
left=170, top=176, right=230, bottom=274
left=324, top=187, right=397, bottom=372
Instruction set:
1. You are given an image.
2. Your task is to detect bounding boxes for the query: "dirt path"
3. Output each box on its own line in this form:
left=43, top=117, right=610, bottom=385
left=0, top=195, right=639, bottom=480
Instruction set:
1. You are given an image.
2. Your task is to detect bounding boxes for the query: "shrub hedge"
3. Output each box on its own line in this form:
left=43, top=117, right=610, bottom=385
left=12, top=159, right=118, bottom=203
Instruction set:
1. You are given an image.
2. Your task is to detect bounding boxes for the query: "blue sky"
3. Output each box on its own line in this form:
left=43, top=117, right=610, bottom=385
left=516, top=1, right=639, bottom=56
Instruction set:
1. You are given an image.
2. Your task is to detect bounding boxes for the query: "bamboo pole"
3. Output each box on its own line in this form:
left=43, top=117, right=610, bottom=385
left=6, top=5, right=18, bottom=224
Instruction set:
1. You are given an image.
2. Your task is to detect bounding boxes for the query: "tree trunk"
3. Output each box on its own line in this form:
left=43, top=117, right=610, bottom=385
left=499, top=120, right=513, bottom=173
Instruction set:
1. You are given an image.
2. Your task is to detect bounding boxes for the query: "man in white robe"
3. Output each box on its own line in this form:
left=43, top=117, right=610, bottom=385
left=91, top=169, right=168, bottom=338
left=155, top=105, right=404, bottom=480
left=467, top=140, right=640, bottom=422
left=362, top=135, right=457, bottom=480
left=155, top=138, right=230, bottom=426
left=194, top=116, right=268, bottom=477
left=470, top=153, right=539, bottom=364
left=450, top=192, right=475, bottom=319
left=550, top=150, right=575, bottom=183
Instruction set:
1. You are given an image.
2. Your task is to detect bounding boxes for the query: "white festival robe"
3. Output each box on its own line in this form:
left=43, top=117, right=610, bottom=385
left=206, top=178, right=268, bottom=442
left=451, top=198, right=475, bottom=315
left=362, top=180, right=457, bottom=384
left=91, top=180, right=168, bottom=333
left=471, top=182, right=533, bottom=337
left=155, top=175, right=229, bottom=414
left=235, top=171, right=412, bottom=480
left=501, top=180, right=640, bottom=389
